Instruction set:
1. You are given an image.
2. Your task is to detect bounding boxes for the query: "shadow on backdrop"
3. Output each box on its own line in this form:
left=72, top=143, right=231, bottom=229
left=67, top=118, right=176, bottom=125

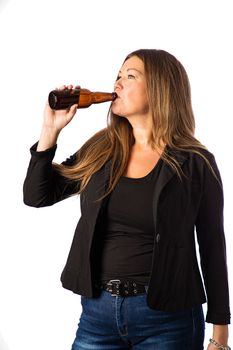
left=0, top=0, right=10, bottom=12
left=0, top=331, right=10, bottom=350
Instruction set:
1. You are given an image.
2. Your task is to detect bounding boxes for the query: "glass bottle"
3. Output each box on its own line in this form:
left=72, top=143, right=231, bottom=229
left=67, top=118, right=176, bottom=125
left=48, top=88, right=117, bottom=110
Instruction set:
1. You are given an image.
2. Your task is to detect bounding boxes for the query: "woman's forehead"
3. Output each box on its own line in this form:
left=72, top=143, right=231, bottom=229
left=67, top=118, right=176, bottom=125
left=120, top=56, right=144, bottom=72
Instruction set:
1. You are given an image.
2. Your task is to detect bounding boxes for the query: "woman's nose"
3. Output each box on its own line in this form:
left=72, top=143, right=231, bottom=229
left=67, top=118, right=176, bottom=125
left=114, top=78, right=123, bottom=91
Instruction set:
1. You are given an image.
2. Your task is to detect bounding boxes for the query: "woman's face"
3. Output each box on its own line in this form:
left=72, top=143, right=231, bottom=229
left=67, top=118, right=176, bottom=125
left=111, top=56, right=150, bottom=119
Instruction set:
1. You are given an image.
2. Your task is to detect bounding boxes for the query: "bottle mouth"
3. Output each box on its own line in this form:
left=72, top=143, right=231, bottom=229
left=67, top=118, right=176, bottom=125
left=112, top=92, right=118, bottom=100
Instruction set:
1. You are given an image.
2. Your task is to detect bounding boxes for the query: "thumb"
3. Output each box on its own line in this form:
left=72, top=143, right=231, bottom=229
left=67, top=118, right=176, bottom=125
left=68, top=103, right=78, bottom=117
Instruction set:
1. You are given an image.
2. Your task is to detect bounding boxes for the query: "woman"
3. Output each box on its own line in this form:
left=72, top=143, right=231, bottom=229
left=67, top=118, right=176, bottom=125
left=23, top=49, right=230, bottom=349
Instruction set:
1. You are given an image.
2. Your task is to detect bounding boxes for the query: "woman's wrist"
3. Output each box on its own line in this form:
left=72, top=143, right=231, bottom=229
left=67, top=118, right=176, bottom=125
left=209, top=338, right=231, bottom=349
left=211, top=325, right=229, bottom=347
left=37, top=125, right=60, bottom=151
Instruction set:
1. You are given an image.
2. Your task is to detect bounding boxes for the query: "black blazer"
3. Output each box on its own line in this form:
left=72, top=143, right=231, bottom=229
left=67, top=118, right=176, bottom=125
left=23, top=143, right=231, bottom=325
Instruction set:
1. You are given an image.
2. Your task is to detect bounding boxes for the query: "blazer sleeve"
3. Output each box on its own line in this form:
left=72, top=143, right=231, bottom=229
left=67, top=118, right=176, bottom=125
left=23, top=142, right=80, bottom=207
left=195, top=153, right=231, bottom=324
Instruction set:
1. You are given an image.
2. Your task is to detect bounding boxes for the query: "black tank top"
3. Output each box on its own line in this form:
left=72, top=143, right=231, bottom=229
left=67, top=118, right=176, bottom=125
left=92, top=159, right=162, bottom=285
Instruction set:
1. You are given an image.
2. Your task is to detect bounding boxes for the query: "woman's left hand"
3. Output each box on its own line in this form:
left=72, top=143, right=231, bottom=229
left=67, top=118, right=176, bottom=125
left=207, top=343, right=217, bottom=349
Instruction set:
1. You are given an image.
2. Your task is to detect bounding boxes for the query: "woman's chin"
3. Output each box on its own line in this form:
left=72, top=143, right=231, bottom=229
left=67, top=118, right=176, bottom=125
left=111, top=106, right=123, bottom=116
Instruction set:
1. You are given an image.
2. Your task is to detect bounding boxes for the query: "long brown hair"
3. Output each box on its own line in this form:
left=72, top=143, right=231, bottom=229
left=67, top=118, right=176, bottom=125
left=54, top=49, right=210, bottom=195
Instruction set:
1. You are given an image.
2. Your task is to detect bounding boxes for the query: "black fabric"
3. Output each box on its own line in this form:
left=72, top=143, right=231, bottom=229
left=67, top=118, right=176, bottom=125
left=23, top=142, right=231, bottom=325
left=92, top=160, right=162, bottom=284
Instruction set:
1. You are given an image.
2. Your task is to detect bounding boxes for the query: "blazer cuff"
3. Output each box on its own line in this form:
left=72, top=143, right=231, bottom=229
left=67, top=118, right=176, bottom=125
left=206, top=310, right=231, bottom=325
left=30, top=141, right=57, bottom=159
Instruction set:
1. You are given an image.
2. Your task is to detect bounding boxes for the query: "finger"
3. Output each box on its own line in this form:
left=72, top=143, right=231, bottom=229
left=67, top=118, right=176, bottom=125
left=57, top=85, right=69, bottom=91
left=55, top=84, right=74, bottom=91
left=69, top=104, right=78, bottom=114
left=55, top=85, right=66, bottom=91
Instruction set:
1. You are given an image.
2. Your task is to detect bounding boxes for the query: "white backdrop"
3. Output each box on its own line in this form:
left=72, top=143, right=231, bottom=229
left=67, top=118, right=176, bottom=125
left=0, top=0, right=232, bottom=349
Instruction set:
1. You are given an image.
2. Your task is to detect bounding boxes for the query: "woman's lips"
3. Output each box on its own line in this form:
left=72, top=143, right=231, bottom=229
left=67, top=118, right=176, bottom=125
left=112, top=93, right=120, bottom=103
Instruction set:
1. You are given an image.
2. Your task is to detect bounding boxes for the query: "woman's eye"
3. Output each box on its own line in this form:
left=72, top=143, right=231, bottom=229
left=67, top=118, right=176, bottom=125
left=116, top=74, right=135, bottom=81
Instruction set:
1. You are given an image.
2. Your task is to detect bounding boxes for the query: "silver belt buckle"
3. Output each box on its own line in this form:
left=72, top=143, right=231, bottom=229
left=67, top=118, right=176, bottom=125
left=107, top=279, right=121, bottom=296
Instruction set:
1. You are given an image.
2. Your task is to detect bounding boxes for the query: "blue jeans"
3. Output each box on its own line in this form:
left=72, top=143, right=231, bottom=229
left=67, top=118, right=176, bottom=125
left=71, top=290, right=205, bottom=350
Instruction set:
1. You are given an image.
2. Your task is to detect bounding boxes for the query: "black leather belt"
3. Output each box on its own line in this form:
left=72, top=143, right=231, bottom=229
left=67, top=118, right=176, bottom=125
left=98, top=279, right=147, bottom=297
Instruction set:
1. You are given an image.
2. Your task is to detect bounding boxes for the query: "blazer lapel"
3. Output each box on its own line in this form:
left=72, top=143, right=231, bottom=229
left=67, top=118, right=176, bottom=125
left=152, top=150, right=189, bottom=227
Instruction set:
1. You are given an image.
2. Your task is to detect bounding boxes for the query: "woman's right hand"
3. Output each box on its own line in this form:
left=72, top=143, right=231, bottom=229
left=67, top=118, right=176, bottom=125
left=37, top=85, right=79, bottom=151
left=43, top=85, right=79, bottom=132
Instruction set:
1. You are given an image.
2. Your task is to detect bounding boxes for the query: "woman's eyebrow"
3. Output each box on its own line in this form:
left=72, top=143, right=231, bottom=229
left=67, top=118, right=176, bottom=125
left=119, top=68, right=143, bottom=75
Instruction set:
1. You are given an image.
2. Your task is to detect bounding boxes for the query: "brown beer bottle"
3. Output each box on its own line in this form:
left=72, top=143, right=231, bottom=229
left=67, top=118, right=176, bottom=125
left=48, top=88, right=117, bottom=110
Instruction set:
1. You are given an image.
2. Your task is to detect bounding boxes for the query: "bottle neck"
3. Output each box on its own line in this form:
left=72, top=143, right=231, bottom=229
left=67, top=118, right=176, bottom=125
left=91, top=92, right=117, bottom=103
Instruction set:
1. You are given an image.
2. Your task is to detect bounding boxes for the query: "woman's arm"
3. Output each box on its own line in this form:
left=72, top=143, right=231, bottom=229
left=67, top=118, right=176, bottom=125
left=195, top=153, right=230, bottom=325
left=23, top=85, right=79, bottom=207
